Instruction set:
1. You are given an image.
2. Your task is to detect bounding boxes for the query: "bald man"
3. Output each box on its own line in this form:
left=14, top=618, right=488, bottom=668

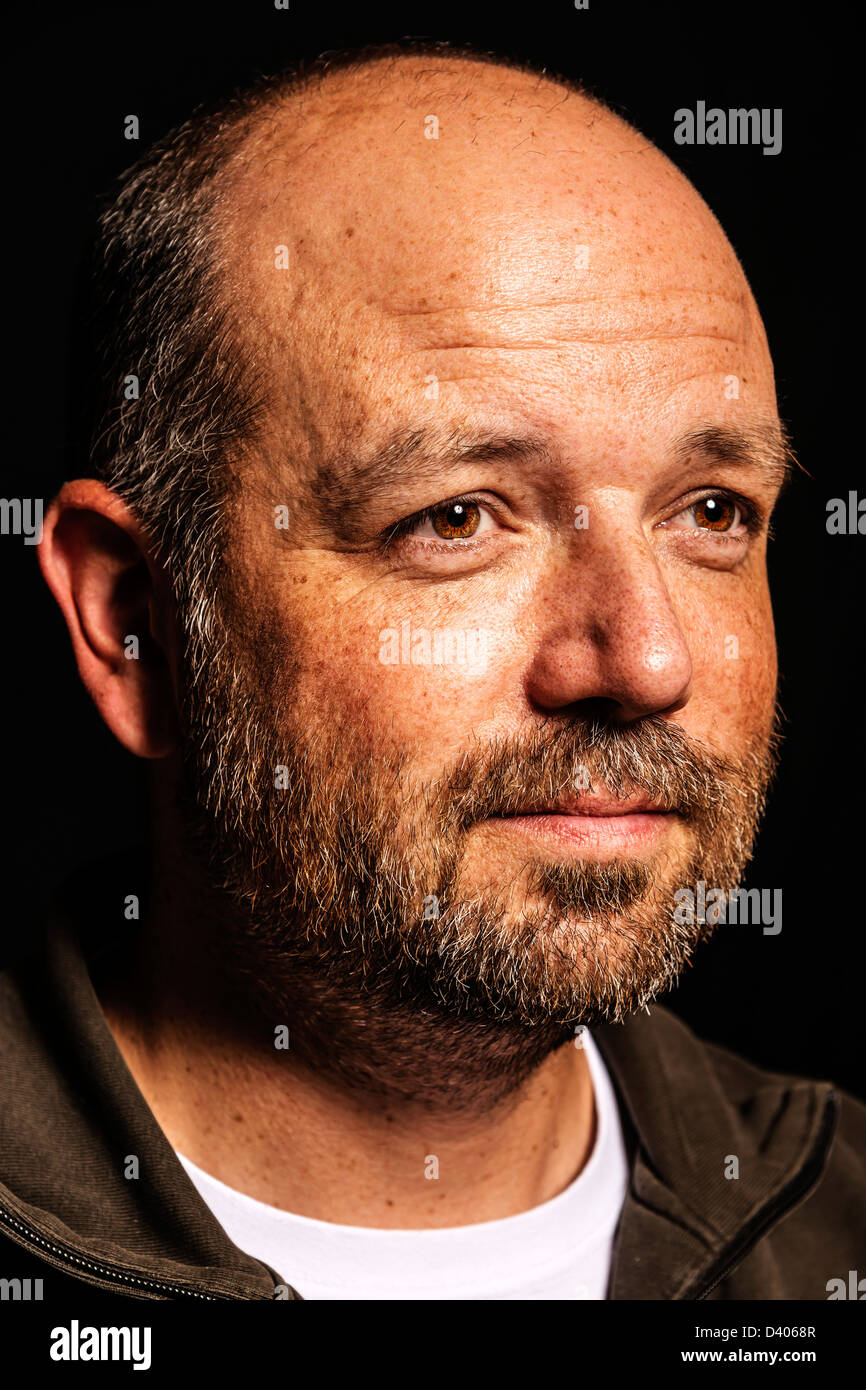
left=3, top=42, right=864, bottom=1303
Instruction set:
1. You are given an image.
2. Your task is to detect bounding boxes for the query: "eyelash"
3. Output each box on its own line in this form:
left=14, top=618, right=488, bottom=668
left=381, top=493, right=496, bottom=551
left=664, top=490, right=763, bottom=537
left=380, top=489, right=763, bottom=551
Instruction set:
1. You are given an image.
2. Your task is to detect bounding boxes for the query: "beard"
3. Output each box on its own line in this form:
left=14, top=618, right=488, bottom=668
left=173, top=585, right=780, bottom=1108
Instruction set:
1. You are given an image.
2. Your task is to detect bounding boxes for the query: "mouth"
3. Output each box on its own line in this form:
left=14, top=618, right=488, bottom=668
left=485, top=795, right=678, bottom=854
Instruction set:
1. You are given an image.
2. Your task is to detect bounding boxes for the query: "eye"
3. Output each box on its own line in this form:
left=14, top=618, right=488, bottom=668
left=394, top=497, right=499, bottom=544
left=665, top=493, right=750, bottom=535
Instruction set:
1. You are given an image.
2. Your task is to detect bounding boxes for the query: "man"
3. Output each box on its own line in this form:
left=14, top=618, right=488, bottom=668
left=3, top=40, right=863, bottom=1301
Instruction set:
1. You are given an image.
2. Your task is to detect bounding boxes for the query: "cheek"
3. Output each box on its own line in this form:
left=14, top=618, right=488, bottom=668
left=681, top=575, right=777, bottom=742
left=281, top=580, right=521, bottom=770
left=272, top=561, right=778, bottom=764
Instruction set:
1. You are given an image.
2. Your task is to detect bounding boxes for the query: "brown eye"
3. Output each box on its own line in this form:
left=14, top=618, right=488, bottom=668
left=431, top=500, right=482, bottom=539
left=693, top=496, right=739, bottom=531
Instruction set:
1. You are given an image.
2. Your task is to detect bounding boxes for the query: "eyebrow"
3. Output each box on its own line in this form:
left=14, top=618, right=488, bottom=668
left=312, top=418, right=796, bottom=538
left=313, top=427, right=553, bottom=536
left=673, top=422, right=797, bottom=494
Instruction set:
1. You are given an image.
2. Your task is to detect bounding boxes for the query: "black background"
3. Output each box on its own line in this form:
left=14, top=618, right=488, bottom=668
left=4, top=1, right=863, bottom=1096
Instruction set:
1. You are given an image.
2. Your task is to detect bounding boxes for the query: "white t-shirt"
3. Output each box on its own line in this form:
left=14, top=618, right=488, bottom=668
left=176, top=1031, right=628, bottom=1300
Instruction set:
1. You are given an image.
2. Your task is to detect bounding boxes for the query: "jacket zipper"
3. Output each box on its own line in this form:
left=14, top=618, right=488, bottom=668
left=0, top=1204, right=238, bottom=1300
left=692, top=1094, right=839, bottom=1301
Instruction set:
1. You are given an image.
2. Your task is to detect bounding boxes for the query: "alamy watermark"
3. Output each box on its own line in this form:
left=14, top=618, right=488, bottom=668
left=826, top=492, right=865, bottom=534
left=0, top=497, right=43, bottom=545
left=49, top=1321, right=152, bottom=1370
left=1, top=1276, right=43, bottom=1300
left=379, top=620, right=489, bottom=671
left=674, top=880, right=782, bottom=935
left=674, top=103, right=782, bottom=156
left=826, top=1269, right=865, bottom=1300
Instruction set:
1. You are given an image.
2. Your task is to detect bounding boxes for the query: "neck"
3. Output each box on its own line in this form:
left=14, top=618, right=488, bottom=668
left=95, top=828, right=597, bottom=1230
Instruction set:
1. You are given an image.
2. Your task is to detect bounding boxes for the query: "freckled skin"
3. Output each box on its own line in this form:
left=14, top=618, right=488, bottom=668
left=225, top=60, right=780, bottom=887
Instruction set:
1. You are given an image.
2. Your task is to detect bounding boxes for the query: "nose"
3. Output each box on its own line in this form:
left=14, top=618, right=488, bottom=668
left=524, top=527, right=693, bottom=724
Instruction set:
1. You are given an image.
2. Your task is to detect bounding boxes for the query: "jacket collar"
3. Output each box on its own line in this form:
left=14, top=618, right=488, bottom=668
left=592, top=1008, right=838, bottom=1298
left=0, top=883, right=297, bottom=1299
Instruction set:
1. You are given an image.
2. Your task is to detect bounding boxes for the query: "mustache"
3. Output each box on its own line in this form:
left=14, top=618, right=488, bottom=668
left=434, top=713, right=781, bottom=833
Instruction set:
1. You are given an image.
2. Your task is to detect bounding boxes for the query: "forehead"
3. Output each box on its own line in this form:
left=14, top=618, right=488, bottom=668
left=221, top=64, right=775, bottom=465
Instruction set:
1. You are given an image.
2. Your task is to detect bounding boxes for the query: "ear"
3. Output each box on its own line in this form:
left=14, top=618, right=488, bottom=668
left=38, top=479, right=181, bottom=758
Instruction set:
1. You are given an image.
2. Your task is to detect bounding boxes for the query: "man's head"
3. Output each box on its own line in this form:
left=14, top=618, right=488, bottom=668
left=41, top=43, right=789, bottom=1102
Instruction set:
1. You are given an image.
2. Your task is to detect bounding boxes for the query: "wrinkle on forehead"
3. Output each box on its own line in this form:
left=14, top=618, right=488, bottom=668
left=373, top=291, right=753, bottom=348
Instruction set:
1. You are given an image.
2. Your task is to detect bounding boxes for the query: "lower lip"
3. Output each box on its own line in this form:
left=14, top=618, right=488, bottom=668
left=487, top=812, right=674, bottom=851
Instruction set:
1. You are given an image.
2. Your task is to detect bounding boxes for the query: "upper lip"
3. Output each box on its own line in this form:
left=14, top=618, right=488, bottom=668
left=501, top=795, right=673, bottom=817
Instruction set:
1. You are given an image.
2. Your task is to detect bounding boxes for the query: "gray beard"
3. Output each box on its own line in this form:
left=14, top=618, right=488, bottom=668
left=173, top=598, right=779, bottom=1110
